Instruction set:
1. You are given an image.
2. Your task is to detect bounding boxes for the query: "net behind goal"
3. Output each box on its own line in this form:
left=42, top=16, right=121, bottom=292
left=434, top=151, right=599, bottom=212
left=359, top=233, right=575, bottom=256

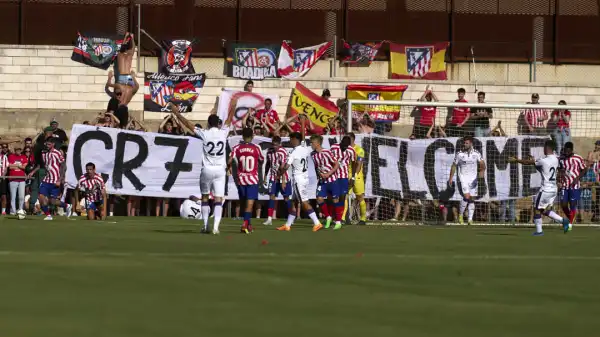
left=345, top=99, right=600, bottom=225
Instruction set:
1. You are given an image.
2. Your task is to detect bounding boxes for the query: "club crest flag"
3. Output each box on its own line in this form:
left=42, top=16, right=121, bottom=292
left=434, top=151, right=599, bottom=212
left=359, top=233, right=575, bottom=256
left=340, top=41, right=383, bottom=65
left=144, top=72, right=206, bottom=112
left=390, top=42, right=448, bottom=80
left=289, top=82, right=339, bottom=134
left=159, top=40, right=195, bottom=74
left=71, top=32, right=130, bottom=70
left=278, top=41, right=331, bottom=79
left=226, top=43, right=280, bottom=80
left=346, top=84, right=407, bottom=122
left=217, top=89, right=279, bottom=129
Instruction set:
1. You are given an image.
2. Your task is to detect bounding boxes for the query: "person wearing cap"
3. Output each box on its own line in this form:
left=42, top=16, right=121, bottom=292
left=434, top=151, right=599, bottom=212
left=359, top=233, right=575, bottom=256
left=49, top=120, right=68, bottom=145
left=521, top=93, right=548, bottom=136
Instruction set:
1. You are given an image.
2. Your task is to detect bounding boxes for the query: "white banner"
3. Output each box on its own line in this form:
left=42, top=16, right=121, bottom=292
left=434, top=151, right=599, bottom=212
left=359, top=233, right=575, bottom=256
left=66, top=125, right=204, bottom=198
left=226, top=134, right=549, bottom=201
left=217, top=89, right=279, bottom=129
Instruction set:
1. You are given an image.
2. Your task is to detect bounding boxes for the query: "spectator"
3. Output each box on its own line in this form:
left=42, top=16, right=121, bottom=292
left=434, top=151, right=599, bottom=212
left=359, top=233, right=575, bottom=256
left=255, top=98, right=280, bottom=133
left=49, top=120, right=69, bottom=145
left=0, top=146, right=7, bottom=215
left=447, top=88, right=470, bottom=137
left=578, top=167, right=595, bottom=223
left=96, top=113, right=120, bottom=128
left=24, top=137, right=32, bottom=148
left=414, top=85, right=438, bottom=139
left=105, top=70, right=120, bottom=113
left=7, top=146, right=28, bottom=215
left=549, top=100, right=571, bottom=155
left=522, top=93, right=548, bottom=135
left=321, top=89, right=331, bottom=100
left=470, top=91, right=493, bottom=137
left=244, top=80, right=254, bottom=92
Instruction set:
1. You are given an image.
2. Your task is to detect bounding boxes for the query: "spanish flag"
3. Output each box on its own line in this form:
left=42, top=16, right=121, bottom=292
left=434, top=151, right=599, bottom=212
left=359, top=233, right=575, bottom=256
left=346, top=84, right=407, bottom=122
left=290, top=82, right=339, bottom=134
left=390, top=42, right=448, bottom=80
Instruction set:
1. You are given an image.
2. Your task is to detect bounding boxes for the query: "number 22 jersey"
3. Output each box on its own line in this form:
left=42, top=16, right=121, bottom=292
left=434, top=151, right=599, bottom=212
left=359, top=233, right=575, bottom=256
left=195, top=126, right=229, bottom=168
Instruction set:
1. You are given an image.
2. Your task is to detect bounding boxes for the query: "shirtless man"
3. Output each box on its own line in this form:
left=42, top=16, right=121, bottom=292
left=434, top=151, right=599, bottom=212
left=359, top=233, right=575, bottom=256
left=112, top=32, right=137, bottom=107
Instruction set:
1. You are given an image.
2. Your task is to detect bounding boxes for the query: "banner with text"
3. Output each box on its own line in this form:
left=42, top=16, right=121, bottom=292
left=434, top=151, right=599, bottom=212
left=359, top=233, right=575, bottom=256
left=66, top=125, right=203, bottom=198
left=289, top=82, right=339, bottom=134
left=217, top=89, right=279, bottom=129
left=144, top=72, right=206, bottom=112
left=346, top=84, right=407, bottom=122
left=226, top=43, right=280, bottom=80
left=225, top=134, right=548, bottom=201
left=71, top=33, right=130, bottom=70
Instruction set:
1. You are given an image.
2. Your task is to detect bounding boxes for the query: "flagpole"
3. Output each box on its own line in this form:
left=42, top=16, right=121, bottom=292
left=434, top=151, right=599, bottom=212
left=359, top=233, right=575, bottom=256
left=332, top=35, right=337, bottom=77
left=136, top=4, right=141, bottom=72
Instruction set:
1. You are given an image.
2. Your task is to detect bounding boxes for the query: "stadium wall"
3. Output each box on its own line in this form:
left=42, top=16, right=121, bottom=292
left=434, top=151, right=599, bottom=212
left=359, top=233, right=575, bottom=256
left=1, top=45, right=600, bottom=137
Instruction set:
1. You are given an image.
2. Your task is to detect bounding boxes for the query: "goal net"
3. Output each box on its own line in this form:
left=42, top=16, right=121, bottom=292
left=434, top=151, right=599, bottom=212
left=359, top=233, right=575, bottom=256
left=344, top=99, right=600, bottom=225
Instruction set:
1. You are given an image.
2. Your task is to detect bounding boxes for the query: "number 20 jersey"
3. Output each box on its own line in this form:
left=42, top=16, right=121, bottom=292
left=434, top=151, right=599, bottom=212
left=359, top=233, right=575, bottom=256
left=195, top=127, right=229, bottom=168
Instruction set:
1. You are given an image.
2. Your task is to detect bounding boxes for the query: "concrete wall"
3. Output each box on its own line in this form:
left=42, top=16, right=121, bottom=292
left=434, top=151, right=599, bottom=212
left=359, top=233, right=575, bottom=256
left=1, top=44, right=600, bottom=137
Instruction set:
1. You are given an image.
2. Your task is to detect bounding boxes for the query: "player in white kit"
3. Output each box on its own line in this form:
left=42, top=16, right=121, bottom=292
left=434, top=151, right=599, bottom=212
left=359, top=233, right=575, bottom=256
left=180, top=199, right=202, bottom=220
left=510, top=139, right=572, bottom=235
left=172, top=104, right=229, bottom=234
left=448, top=136, right=485, bottom=225
left=276, top=124, right=323, bottom=232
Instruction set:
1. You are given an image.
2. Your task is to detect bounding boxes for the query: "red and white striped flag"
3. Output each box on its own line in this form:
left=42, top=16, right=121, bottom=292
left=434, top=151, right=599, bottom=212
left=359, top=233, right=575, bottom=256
left=278, top=41, right=331, bottom=79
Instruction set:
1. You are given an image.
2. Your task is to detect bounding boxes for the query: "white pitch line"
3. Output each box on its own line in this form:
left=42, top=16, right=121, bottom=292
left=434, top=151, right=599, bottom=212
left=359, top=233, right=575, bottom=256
left=0, top=251, right=598, bottom=260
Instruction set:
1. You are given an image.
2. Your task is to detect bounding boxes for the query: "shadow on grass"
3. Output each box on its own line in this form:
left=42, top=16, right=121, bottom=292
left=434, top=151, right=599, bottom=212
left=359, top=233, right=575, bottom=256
left=152, top=229, right=198, bottom=234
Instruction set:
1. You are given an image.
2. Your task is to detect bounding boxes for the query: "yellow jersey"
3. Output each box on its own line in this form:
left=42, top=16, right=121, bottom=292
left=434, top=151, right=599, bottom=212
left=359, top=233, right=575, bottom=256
left=349, top=144, right=365, bottom=179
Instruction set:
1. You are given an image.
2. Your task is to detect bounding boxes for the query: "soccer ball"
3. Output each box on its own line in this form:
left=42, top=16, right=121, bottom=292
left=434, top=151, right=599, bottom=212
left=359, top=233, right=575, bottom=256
left=16, top=210, right=26, bottom=220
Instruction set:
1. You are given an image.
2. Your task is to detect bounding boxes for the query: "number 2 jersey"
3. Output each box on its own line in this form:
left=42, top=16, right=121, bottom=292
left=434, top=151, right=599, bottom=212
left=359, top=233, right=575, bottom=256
left=194, top=126, right=229, bottom=168
left=230, top=142, right=264, bottom=185
left=535, top=154, right=559, bottom=193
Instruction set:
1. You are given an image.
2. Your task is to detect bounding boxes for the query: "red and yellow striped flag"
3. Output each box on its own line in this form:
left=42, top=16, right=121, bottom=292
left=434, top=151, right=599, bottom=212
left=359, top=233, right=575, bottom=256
left=390, top=42, right=448, bottom=80
left=290, top=82, right=339, bottom=134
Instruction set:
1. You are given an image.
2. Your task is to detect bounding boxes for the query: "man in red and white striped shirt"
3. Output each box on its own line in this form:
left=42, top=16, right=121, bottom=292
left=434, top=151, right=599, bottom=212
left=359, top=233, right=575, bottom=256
left=264, top=136, right=292, bottom=225
left=522, top=93, right=548, bottom=135
left=558, top=142, right=587, bottom=224
left=310, top=134, right=343, bottom=229
left=228, top=128, right=264, bottom=233
left=75, top=162, right=107, bottom=220
left=30, top=138, right=71, bottom=220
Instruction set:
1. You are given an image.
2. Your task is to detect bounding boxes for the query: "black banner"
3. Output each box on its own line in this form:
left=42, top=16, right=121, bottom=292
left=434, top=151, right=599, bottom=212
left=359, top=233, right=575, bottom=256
left=159, top=40, right=196, bottom=75
left=225, top=43, right=280, bottom=80
left=71, top=33, right=130, bottom=70
left=144, top=72, right=206, bottom=112
left=340, top=41, right=383, bottom=66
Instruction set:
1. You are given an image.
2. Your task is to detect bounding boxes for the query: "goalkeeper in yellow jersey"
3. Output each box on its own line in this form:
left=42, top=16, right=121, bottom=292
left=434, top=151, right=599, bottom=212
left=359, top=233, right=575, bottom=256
left=344, top=132, right=367, bottom=225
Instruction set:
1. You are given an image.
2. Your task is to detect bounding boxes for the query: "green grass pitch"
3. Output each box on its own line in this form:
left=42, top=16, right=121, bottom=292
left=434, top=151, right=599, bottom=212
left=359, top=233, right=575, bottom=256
left=0, top=216, right=598, bottom=337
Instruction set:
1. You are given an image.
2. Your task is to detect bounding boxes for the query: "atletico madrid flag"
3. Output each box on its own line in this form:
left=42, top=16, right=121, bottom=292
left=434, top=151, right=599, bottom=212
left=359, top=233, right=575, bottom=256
left=277, top=41, right=331, bottom=79
left=390, top=42, right=449, bottom=80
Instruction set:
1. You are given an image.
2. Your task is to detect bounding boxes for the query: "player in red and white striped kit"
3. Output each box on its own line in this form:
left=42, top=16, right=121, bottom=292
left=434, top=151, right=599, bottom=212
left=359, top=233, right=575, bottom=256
left=75, top=162, right=107, bottom=220
left=228, top=128, right=264, bottom=233
left=263, top=136, right=292, bottom=225
left=558, top=142, right=587, bottom=224
left=330, top=136, right=356, bottom=226
left=310, top=134, right=343, bottom=230
left=29, top=138, right=71, bottom=220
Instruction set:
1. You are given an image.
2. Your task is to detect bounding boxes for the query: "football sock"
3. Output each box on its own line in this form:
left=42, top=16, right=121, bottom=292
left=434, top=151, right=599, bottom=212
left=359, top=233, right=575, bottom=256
left=334, top=201, right=344, bottom=222
left=359, top=200, right=367, bottom=221
left=41, top=205, right=49, bottom=215
left=459, top=199, right=468, bottom=217
left=534, top=214, right=543, bottom=233
left=318, top=202, right=329, bottom=217
left=307, top=209, right=320, bottom=225
left=244, top=211, right=252, bottom=225
left=213, top=202, right=223, bottom=231
left=467, top=201, right=475, bottom=222
left=342, top=198, right=348, bottom=220
left=201, top=202, right=210, bottom=229
left=544, top=210, right=563, bottom=223
left=286, top=214, right=296, bottom=227
left=328, top=203, right=335, bottom=219
left=267, top=199, right=275, bottom=221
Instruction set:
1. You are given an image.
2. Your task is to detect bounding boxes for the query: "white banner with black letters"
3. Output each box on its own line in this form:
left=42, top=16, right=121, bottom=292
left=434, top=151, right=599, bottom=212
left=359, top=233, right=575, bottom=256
left=226, top=134, right=549, bottom=201
left=66, top=125, right=204, bottom=198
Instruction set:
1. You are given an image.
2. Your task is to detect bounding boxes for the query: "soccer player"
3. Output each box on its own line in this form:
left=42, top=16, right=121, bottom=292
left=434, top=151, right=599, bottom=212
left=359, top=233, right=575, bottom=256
left=229, top=128, right=264, bottom=234
left=558, top=142, right=587, bottom=225
left=345, top=132, right=367, bottom=225
left=510, top=140, right=571, bottom=235
left=27, top=138, right=72, bottom=220
left=74, top=162, right=107, bottom=220
left=172, top=105, right=230, bottom=235
left=330, top=136, right=356, bottom=229
left=180, top=198, right=203, bottom=220
left=277, top=128, right=323, bottom=232
left=447, top=136, right=485, bottom=225
left=310, top=135, right=342, bottom=230
left=263, top=136, right=292, bottom=225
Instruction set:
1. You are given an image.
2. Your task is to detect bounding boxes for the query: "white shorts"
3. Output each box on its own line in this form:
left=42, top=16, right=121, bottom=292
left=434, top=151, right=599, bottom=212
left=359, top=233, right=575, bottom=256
left=292, top=178, right=310, bottom=203
left=200, top=166, right=226, bottom=197
left=459, top=176, right=478, bottom=197
left=534, top=190, right=557, bottom=210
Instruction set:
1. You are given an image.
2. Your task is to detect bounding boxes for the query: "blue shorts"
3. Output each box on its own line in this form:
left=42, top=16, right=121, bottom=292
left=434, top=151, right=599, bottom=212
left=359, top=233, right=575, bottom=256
left=316, top=181, right=340, bottom=199
left=117, top=75, right=134, bottom=86
left=237, top=184, right=259, bottom=200
left=86, top=200, right=104, bottom=211
left=560, top=189, right=581, bottom=203
left=268, top=181, right=291, bottom=197
left=40, top=182, right=61, bottom=199
left=337, top=178, right=349, bottom=196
